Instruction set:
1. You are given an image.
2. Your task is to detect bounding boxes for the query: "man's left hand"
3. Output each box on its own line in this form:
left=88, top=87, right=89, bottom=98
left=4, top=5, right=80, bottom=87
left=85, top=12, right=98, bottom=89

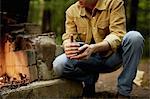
left=70, top=44, right=95, bottom=60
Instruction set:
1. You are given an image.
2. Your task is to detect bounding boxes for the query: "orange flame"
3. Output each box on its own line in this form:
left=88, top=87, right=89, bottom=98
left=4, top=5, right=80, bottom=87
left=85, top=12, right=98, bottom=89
left=0, top=44, right=5, bottom=76
left=0, top=40, right=30, bottom=81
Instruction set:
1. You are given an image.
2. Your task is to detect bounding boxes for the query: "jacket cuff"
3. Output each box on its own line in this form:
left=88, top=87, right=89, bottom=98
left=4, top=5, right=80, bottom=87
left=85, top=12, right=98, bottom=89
left=104, top=34, right=122, bottom=52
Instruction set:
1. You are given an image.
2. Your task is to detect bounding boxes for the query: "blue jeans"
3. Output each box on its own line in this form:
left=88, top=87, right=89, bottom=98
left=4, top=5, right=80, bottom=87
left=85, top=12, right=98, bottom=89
left=53, top=31, right=144, bottom=96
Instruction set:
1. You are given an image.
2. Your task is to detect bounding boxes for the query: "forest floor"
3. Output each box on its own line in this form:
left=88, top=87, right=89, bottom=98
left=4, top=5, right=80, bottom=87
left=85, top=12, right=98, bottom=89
left=89, top=58, right=150, bottom=98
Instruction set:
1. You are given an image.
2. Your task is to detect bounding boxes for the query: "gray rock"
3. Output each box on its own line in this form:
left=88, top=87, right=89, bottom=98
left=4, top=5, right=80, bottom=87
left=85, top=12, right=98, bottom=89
left=0, top=79, right=83, bottom=99
left=37, top=60, right=53, bottom=80
left=55, top=45, right=64, bottom=57
left=35, top=36, right=56, bottom=70
left=29, top=65, right=38, bottom=82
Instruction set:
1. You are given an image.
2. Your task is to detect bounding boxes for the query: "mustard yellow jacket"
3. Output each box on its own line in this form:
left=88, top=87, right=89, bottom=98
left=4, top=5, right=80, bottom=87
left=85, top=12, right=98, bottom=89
left=62, top=0, right=126, bottom=55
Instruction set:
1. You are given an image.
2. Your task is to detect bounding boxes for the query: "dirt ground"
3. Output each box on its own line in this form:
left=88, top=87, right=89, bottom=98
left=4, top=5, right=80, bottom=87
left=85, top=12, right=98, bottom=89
left=93, top=59, right=150, bottom=98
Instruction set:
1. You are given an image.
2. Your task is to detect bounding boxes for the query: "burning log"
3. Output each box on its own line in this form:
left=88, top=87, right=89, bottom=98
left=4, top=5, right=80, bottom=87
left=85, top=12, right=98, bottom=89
left=0, top=73, right=30, bottom=89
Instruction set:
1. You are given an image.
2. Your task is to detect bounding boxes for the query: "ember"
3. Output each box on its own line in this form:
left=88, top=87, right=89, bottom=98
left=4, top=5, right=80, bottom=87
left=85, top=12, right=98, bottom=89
left=0, top=77, right=4, bottom=85
left=0, top=73, right=29, bottom=90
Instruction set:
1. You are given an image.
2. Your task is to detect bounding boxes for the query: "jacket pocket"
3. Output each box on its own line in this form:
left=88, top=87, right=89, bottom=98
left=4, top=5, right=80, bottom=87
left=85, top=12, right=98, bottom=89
left=74, top=17, right=87, bottom=27
left=76, top=27, right=87, bottom=41
left=97, top=20, right=109, bottom=38
left=97, top=20, right=109, bottom=29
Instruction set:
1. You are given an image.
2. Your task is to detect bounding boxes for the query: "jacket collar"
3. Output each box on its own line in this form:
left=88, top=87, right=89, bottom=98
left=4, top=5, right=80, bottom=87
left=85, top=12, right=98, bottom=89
left=77, top=0, right=107, bottom=17
left=95, top=0, right=107, bottom=10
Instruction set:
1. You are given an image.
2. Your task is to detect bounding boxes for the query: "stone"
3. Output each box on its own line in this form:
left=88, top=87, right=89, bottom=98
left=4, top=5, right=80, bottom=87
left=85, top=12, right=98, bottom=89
left=55, top=45, right=64, bottom=57
left=37, top=60, right=53, bottom=80
left=24, top=23, right=42, bottom=34
left=0, top=79, right=83, bottom=99
left=35, top=36, right=56, bottom=70
left=26, top=50, right=36, bottom=66
left=28, top=65, right=38, bottom=82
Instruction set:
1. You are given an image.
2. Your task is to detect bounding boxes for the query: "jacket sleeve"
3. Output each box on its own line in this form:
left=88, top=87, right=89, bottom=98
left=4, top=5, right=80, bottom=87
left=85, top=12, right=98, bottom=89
left=62, top=8, right=78, bottom=41
left=104, top=0, right=126, bottom=52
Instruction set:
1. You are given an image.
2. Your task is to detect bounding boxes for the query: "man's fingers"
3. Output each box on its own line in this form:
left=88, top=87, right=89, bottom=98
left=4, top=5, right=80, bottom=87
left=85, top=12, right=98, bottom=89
left=70, top=53, right=87, bottom=59
left=65, top=42, right=80, bottom=48
left=65, top=50, right=79, bottom=55
left=67, top=53, right=78, bottom=58
left=78, top=44, right=89, bottom=51
left=70, top=50, right=89, bottom=59
left=65, top=47, right=79, bottom=51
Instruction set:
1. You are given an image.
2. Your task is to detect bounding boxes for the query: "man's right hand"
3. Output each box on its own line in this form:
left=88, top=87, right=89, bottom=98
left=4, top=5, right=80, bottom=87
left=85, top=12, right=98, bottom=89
left=63, top=41, right=80, bottom=58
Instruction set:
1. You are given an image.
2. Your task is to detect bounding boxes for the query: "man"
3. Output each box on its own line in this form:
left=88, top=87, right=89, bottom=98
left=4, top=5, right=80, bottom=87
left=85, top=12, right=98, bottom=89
left=53, top=0, right=144, bottom=98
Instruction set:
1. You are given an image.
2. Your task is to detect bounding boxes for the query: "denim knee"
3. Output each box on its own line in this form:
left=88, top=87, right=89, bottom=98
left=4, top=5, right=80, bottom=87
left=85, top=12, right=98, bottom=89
left=53, top=54, right=68, bottom=76
left=122, top=31, right=144, bottom=47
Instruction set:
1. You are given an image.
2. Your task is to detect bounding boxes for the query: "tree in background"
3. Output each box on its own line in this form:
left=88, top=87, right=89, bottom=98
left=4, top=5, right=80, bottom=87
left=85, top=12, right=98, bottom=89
left=129, top=0, right=139, bottom=30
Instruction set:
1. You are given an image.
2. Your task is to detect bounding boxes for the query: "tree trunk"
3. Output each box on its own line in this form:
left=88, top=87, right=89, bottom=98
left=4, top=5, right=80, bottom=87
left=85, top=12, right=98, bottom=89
left=27, top=0, right=44, bottom=26
left=129, top=0, right=139, bottom=30
left=42, top=9, right=51, bottom=33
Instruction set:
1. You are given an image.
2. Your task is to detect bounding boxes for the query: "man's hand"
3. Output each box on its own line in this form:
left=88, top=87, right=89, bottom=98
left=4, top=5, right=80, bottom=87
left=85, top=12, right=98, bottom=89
left=64, top=41, right=80, bottom=58
left=69, top=40, right=111, bottom=60
left=63, top=38, right=111, bottom=60
left=70, top=44, right=95, bottom=60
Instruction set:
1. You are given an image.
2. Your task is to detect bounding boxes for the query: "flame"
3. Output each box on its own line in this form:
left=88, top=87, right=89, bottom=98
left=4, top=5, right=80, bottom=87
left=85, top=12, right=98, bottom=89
left=0, top=77, right=3, bottom=81
left=0, top=77, right=3, bottom=85
left=0, top=44, right=5, bottom=76
left=0, top=40, right=30, bottom=81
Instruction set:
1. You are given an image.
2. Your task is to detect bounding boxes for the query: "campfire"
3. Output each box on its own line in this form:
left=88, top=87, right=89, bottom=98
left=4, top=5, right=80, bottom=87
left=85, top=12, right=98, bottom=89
left=0, top=10, right=31, bottom=90
left=0, top=14, right=28, bottom=90
left=0, top=12, right=56, bottom=93
left=0, top=39, right=30, bottom=89
left=0, top=1, right=57, bottom=98
left=0, top=1, right=56, bottom=93
left=0, top=28, right=30, bottom=90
